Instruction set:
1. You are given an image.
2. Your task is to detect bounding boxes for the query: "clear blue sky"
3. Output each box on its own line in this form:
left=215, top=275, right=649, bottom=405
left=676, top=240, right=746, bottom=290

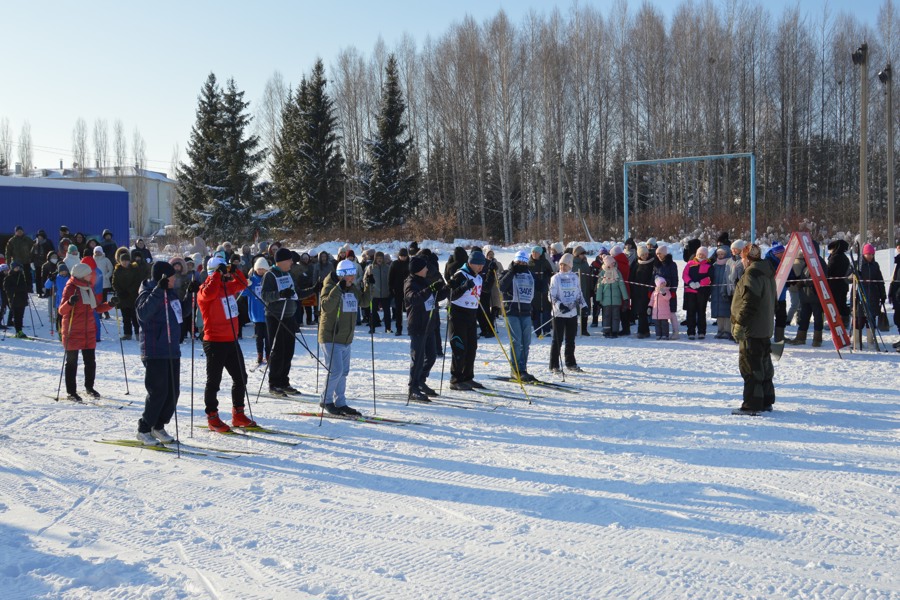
left=1, top=0, right=884, bottom=177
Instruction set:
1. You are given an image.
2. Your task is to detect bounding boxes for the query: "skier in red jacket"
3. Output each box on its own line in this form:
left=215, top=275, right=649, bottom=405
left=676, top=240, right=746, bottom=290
left=196, top=257, right=257, bottom=432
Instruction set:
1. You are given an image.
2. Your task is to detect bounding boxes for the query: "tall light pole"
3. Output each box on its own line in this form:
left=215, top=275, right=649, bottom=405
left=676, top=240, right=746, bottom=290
left=853, top=43, right=869, bottom=255
left=880, top=63, right=895, bottom=257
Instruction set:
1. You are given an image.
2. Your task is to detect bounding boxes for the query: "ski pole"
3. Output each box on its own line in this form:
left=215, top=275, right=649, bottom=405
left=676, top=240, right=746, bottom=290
left=163, top=283, right=181, bottom=458
left=320, top=303, right=341, bottom=427
left=370, top=299, right=376, bottom=415
left=28, top=295, right=37, bottom=338
left=114, top=305, right=130, bottom=395
left=494, top=277, right=527, bottom=391
left=479, top=302, right=530, bottom=404
left=531, top=315, right=554, bottom=336
left=254, top=290, right=287, bottom=403
left=222, top=273, right=254, bottom=423
left=316, top=294, right=321, bottom=393
left=190, top=292, right=196, bottom=438
left=55, top=291, right=77, bottom=401
left=245, top=285, right=330, bottom=371
left=29, top=293, right=44, bottom=328
left=438, top=302, right=451, bottom=395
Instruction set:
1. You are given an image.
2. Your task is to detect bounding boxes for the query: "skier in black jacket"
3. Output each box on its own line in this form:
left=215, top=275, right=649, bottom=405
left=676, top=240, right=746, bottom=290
left=404, top=255, right=449, bottom=402
left=826, top=239, right=851, bottom=325
left=388, top=248, right=411, bottom=336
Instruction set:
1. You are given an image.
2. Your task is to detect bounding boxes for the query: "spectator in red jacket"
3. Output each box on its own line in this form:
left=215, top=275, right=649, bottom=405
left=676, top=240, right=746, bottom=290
left=58, top=262, right=116, bottom=402
left=196, top=256, right=257, bottom=432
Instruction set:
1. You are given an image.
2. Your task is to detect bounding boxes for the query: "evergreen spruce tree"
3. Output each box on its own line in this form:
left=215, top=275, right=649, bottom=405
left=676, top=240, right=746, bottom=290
left=175, top=74, right=268, bottom=241
left=272, top=60, right=344, bottom=230
left=362, top=54, right=416, bottom=228
left=175, top=73, right=226, bottom=237
left=271, top=79, right=308, bottom=226
left=302, top=60, right=344, bottom=226
left=217, top=77, right=268, bottom=240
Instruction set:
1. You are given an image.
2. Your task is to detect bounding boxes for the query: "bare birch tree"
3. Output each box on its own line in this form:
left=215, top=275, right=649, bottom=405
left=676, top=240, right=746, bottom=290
left=93, top=118, right=109, bottom=172
left=18, top=122, right=33, bottom=176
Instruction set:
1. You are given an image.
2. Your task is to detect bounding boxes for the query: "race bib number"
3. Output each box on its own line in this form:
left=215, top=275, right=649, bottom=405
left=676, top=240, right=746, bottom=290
left=276, top=274, right=293, bottom=291
left=170, top=298, right=184, bottom=324
left=220, top=295, right=239, bottom=318
left=342, top=293, right=358, bottom=314
left=516, top=281, right=534, bottom=304
left=253, top=284, right=262, bottom=297
left=424, top=294, right=435, bottom=312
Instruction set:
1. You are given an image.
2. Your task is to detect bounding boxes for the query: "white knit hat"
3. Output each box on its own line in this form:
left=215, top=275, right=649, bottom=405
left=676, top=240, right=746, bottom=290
left=336, top=259, right=356, bottom=277
left=71, top=263, right=92, bottom=280
left=253, top=257, right=270, bottom=271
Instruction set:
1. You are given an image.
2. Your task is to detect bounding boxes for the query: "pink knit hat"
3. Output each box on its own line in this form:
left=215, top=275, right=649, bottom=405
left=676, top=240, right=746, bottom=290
left=862, top=243, right=876, bottom=255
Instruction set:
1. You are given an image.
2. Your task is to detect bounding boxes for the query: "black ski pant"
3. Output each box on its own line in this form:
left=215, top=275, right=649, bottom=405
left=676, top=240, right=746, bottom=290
left=10, top=304, right=26, bottom=332
left=739, top=337, right=775, bottom=411
left=633, top=294, right=650, bottom=335
left=409, top=331, right=437, bottom=390
left=121, top=306, right=139, bottom=337
left=684, top=293, right=708, bottom=336
left=550, top=316, right=578, bottom=369
left=369, top=297, right=392, bottom=331
left=774, top=300, right=787, bottom=328
left=477, top=298, right=494, bottom=337
left=65, top=348, right=95, bottom=395
left=796, top=301, right=823, bottom=333
left=254, top=321, right=269, bottom=358
left=393, top=292, right=405, bottom=333
left=448, top=307, right=478, bottom=384
left=267, top=314, right=296, bottom=389
left=202, top=340, right=247, bottom=414
left=139, top=358, right=179, bottom=433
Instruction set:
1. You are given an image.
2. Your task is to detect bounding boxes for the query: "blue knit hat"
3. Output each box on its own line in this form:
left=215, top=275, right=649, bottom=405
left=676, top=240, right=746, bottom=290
left=469, top=251, right=486, bottom=265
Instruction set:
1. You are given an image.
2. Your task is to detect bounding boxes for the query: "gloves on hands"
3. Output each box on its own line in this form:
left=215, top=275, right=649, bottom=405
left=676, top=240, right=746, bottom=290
left=732, top=324, right=747, bottom=342
left=365, top=273, right=375, bottom=284
left=429, top=280, right=446, bottom=292
left=689, top=281, right=701, bottom=290
left=279, top=288, right=295, bottom=299
left=158, top=276, right=170, bottom=290
left=339, top=279, right=352, bottom=290
left=558, top=303, right=572, bottom=313
left=67, top=294, right=79, bottom=306
left=108, top=296, right=119, bottom=308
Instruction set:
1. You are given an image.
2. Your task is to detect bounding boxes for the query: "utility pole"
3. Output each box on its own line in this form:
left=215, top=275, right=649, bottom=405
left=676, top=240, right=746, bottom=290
left=880, top=63, right=895, bottom=256
left=853, top=43, right=869, bottom=255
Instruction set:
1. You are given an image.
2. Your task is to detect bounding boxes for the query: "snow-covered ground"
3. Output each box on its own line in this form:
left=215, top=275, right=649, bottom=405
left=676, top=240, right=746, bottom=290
left=1, top=248, right=898, bottom=599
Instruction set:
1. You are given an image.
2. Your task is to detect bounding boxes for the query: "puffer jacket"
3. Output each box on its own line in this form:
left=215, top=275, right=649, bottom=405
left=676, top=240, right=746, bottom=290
left=710, top=258, right=731, bottom=318
left=136, top=279, right=182, bottom=360
left=364, top=261, right=391, bottom=299
left=112, top=262, right=144, bottom=309
left=5, top=234, right=33, bottom=267
left=318, top=272, right=372, bottom=345
left=826, top=240, right=851, bottom=309
left=59, top=277, right=112, bottom=350
left=731, top=258, right=776, bottom=339
left=3, top=266, right=30, bottom=308
left=405, top=273, right=448, bottom=335
left=197, top=269, right=248, bottom=342
left=652, top=255, right=679, bottom=312
left=596, top=265, right=629, bottom=306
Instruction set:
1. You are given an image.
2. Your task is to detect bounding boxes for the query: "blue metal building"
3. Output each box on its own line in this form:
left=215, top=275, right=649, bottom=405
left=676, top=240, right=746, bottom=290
left=0, top=176, right=129, bottom=247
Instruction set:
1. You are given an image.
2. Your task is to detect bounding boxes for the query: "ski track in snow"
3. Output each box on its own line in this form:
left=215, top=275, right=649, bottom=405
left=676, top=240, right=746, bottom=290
left=1, top=250, right=898, bottom=599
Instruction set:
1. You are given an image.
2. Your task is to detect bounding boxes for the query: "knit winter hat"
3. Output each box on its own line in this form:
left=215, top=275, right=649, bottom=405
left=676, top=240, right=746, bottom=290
left=254, top=257, right=270, bottom=272
left=409, top=256, right=427, bottom=274
left=696, top=247, right=709, bottom=259
left=151, top=261, right=176, bottom=282
left=67, top=245, right=79, bottom=256
left=602, top=255, right=617, bottom=268
left=654, top=276, right=667, bottom=287
left=770, top=242, right=785, bottom=255
left=274, top=247, right=292, bottom=263
left=207, top=257, right=226, bottom=273
left=610, top=244, right=623, bottom=256
left=655, top=244, right=668, bottom=256
left=469, top=251, right=487, bottom=266
left=597, top=247, right=609, bottom=256
left=862, top=243, right=876, bottom=255
left=532, top=246, right=542, bottom=254
left=92, top=246, right=104, bottom=256
left=559, top=253, right=574, bottom=267
left=71, top=263, right=92, bottom=281
left=551, top=242, right=564, bottom=254
left=573, top=245, right=586, bottom=256
left=408, top=241, right=419, bottom=254
left=336, top=259, right=356, bottom=277
left=514, top=250, right=529, bottom=263
left=14, top=225, right=23, bottom=232
left=731, top=240, right=746, bottom=251
left=637, top=244, right=650, bottom=258
left=57, top=262, right=69, bottom=273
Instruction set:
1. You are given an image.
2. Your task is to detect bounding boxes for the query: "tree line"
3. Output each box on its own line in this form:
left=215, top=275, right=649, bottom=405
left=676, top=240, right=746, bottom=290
left=177, top=1, right=900, bottom=244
